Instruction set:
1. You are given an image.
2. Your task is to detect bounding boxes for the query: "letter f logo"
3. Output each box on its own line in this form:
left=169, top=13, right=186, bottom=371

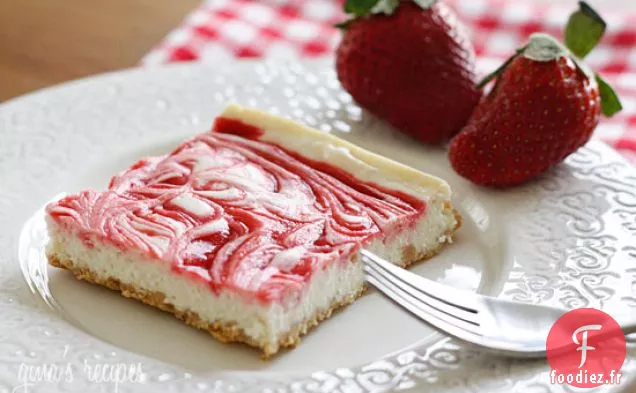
left=573, top=324, right=602, bottom=368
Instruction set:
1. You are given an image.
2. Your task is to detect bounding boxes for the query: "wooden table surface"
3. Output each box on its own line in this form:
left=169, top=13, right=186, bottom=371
left=0, top=0, right=199, bottom=102
left=1, top=0, right=634, bottom=103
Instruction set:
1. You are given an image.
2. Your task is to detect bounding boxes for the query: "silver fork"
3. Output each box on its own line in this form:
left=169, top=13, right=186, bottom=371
left=362, top=250, right=636, bottom=358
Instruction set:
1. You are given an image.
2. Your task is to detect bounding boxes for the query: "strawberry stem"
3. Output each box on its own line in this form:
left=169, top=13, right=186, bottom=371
left=564, top=1, right=606, bottom=59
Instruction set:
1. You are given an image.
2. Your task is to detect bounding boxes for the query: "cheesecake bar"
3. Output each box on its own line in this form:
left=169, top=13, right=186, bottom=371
left=46, top=104, right=460, bottom=357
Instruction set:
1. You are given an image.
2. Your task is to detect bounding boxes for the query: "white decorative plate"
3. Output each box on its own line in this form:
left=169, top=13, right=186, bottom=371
left=1, top=59, right=635, bottom=393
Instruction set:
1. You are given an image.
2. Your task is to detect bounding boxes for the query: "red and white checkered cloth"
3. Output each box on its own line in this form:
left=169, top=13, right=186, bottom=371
left=142, top=0, right=636, bottom=162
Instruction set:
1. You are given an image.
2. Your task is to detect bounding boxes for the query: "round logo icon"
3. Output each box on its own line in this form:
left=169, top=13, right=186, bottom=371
left=546, top=308, right=626, bottom=388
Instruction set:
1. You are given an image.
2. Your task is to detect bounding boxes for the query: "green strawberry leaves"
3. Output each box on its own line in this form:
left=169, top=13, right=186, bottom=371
left=412, top=0, right=436, bottom=9
left=476, top=47, right=526, bottom=89
left=478, top=1, right=622, bottom=118
left=596, top=74, right=623, bottom=117
left=339, top=0, right=435, bottom=25
left=477, top=33, right=569, bottom=88
left=563, top=2, right=621, bottom=117
left=344, top=0, right=381, bottom=17
left=565, top=1, right=606, bottom=59
left=338, top=0, right=390, bottom=29
left=372, top=0, right=400, bottom=15
left=334, top=20, right=353, bottom=30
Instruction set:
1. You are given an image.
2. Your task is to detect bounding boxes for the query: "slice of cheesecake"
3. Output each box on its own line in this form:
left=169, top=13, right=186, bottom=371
left=46, top=104, right=460, bottom=357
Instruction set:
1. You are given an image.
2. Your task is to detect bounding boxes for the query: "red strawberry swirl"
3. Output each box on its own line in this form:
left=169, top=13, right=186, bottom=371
left=48, top=123, right=426, bottom=304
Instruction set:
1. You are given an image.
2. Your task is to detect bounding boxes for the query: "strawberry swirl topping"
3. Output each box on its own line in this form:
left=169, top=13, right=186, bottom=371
left=47, top=119, right=426, bottom=303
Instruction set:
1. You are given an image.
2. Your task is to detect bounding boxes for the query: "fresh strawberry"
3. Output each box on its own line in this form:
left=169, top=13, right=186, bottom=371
left=335, top=0, right=481, bottom=144
left=449, top=2, right=622, bottom=187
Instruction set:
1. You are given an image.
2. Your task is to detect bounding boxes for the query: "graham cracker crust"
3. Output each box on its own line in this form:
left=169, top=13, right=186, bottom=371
left=47, top=207, right=461, bottom=359
left=49, top=254, right=367, bottom=358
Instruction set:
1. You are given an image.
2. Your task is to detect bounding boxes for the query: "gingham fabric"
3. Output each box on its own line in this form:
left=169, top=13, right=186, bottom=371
left=142, top=0, right=636, bottom=162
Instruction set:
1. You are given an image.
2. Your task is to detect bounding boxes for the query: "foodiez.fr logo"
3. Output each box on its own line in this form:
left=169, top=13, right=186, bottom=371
left=547, top=308, right=626, bottom=388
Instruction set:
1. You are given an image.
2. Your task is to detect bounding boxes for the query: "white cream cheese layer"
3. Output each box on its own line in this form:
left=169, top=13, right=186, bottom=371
left=218, top=104, right=452, bottom=201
